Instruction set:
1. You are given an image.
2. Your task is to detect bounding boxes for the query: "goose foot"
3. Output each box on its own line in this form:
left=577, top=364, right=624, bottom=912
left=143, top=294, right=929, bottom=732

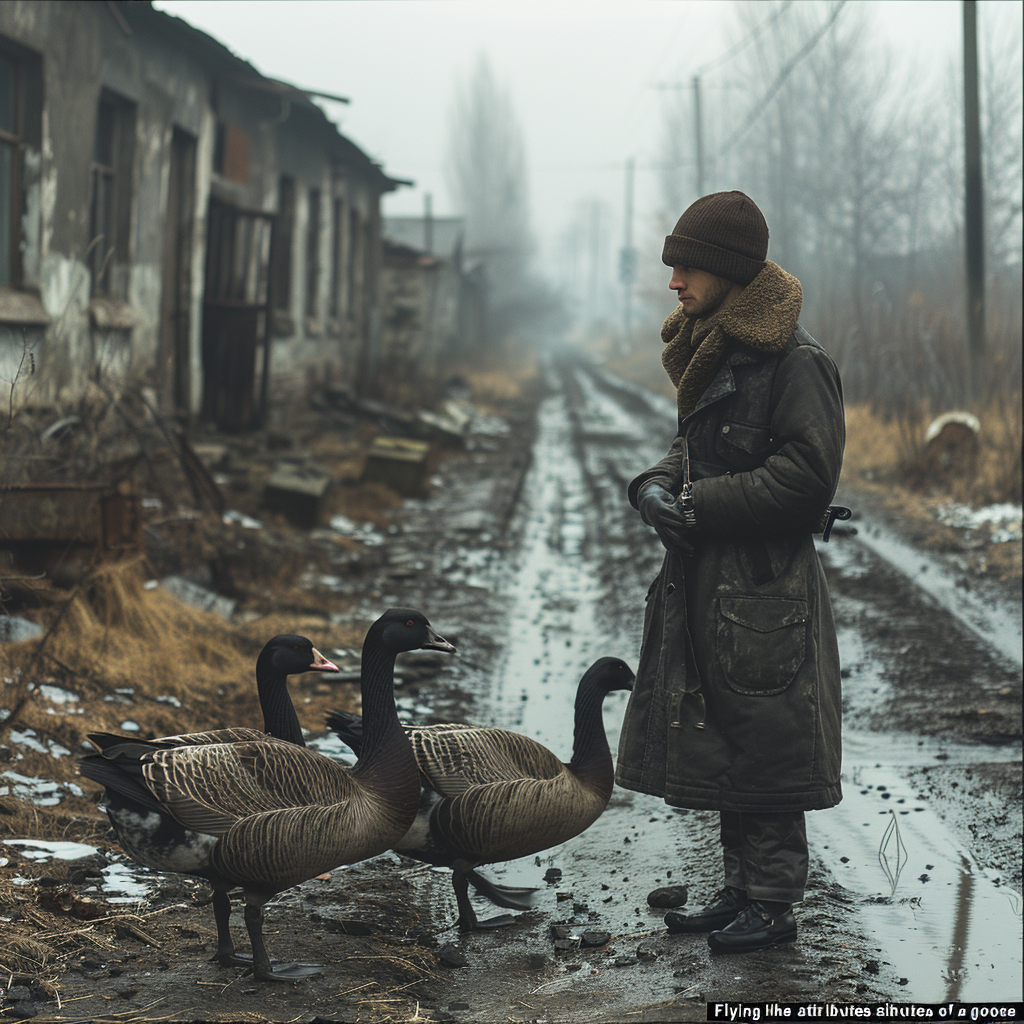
left=467, top=870, right=537, bottom=911
left=252, top=960, right=325, bottom=982
left=454, top=871, right=521, bottom=931
left=213, top=951, right=324, bottom=979
left=459, top=912, right=516, bottom=932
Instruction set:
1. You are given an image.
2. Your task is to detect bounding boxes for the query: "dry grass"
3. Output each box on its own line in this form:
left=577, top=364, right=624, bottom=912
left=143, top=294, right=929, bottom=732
left=844, top=399, right=1023, bottom=506
left=451, top=350, right=540, bottom=409
left=0, top=557, right=367, bottom=844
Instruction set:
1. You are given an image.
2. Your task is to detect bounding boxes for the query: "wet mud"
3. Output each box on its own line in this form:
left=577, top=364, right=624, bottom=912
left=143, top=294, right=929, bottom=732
left=2, top=352, right=1020, bottom=1022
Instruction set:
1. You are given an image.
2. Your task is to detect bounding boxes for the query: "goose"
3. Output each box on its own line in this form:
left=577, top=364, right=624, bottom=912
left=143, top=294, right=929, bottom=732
left=87, top=634, right=340, bottom=758
left=78, top=609, right=455, bottom=981
left=325, top=656, right=634, bottom=931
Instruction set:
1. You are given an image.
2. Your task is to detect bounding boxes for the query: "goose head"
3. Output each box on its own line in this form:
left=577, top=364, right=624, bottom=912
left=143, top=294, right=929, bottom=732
left=366, top=608, right=457, bottom=656
left=255, top=635, right=339, bottom=745
left=257, top=635, right=340, bottom=679
left=579, top=657, right=635, bottom=698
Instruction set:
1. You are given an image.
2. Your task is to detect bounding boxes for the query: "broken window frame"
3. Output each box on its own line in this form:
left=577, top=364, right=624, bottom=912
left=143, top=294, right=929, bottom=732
left=0, top=41, right=27, bottom=289
left=329, top=195, right=343, bottom=320
left=269, top=173, right=295, bottom=319
left=305, top=185, right=321, bottom=321
left=89, top=90, right=136, bottom=298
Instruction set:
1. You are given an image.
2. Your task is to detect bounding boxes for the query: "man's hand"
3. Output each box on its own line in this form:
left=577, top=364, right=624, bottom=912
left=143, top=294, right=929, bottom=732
left=638, top=482, right=695, bottom=556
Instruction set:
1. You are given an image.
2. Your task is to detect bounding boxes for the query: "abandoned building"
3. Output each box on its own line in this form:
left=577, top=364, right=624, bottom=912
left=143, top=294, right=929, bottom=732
left=380, top=213, right=486, bottom=391
left=0, top=0, right=421, bottom=431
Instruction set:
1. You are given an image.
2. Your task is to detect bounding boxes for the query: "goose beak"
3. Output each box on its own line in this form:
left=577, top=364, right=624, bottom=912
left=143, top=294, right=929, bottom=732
left=422, top=627, right=457, bottom=654
left=309, top=648, right=341, bottom=673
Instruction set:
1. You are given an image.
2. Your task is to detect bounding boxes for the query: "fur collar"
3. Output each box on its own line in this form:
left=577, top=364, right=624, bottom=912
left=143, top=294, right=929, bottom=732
left=661, top=261, right=803, bottom=419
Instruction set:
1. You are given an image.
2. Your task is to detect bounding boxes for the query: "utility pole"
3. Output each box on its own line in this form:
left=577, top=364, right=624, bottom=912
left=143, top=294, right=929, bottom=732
left=619, top=157, right=637, bottom=352
left=692, top=75, right=705, bottom=197
left=962, top=0, right=985, bottom=405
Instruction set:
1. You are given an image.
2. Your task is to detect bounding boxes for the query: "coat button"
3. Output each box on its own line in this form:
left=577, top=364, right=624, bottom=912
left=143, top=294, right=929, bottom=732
left=721, top=425, right=730, bottom=433
left=666, top=583, right=676, bottom=595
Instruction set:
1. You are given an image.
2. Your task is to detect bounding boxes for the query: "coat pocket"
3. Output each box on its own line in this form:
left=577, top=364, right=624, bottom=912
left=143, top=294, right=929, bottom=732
left=715, top=420, right=772, bottom=472
left=716, top=596, right=807, bottom=695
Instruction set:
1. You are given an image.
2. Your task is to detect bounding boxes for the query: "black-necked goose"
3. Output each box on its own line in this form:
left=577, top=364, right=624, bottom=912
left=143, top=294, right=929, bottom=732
left=78, top=610, right=455, bottom=980
left=326, top=656, right=634, bottom=931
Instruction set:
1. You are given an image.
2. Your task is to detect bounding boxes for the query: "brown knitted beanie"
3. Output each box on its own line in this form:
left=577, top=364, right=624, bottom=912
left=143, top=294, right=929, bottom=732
left=662, top=191, right=769, bottom=285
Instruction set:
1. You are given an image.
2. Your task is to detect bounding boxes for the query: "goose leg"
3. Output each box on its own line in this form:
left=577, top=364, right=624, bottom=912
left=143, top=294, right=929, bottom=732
left=453, top=869, right=515, bottom=932
left=243, top=901, right=324, bottom=982
left=210, top=887, right=250, bottom=967
left=467, top=869, right=537, bottom=911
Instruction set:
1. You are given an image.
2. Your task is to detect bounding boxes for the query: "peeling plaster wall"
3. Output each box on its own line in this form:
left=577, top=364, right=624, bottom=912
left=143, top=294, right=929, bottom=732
left=0, top=2, right=399, bottom=416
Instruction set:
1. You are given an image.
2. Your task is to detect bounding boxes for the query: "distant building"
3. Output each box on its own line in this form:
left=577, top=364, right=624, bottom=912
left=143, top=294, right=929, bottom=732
left=380, top=215, right=485, bottom=390
left=0, top=0, right=406, bottom=429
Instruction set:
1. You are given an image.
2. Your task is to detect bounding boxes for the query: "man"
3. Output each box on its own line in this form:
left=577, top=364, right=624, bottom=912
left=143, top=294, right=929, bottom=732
left=616, top=190, right=845, bottom=954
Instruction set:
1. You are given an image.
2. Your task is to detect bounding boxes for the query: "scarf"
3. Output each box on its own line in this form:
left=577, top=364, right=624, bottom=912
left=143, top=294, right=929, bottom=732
left=661, top=261, right=803, bottom=419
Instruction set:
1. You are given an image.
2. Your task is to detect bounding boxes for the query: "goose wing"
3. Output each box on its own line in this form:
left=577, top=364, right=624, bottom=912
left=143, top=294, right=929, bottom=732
left=410, top=725, right=566, bottom=797
left=141, top=741, right=356, bottom=836
left=432, top=773, right=607, bottom=864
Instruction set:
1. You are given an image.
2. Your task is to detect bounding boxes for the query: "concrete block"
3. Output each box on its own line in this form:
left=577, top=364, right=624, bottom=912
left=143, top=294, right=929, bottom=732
left=361, top=437, right=431, bottom=497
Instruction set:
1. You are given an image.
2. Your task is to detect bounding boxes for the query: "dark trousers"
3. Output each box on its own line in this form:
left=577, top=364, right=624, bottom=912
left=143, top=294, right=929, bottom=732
left=720, top=809, right=808, bottom=904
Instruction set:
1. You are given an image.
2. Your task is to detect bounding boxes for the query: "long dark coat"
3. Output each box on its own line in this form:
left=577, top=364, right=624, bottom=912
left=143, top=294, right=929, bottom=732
left=615, top=287, right=845, bottom=813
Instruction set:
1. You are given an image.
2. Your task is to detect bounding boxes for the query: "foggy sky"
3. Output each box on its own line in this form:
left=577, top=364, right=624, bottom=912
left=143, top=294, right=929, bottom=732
left=153, top=1, right=1015, bottom=277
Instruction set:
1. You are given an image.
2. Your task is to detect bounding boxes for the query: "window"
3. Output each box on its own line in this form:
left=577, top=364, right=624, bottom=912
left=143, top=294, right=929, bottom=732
left=269, top=175, right=295, bottom=316
left=329, top=196, right=343, bottom=319
left=0, top=40, right=41, bottom=289
left=305, top=187, right=321, bottom=320
left=213, top=121, right=249, bottom=184
left=90, top=91, right=135, bottom=297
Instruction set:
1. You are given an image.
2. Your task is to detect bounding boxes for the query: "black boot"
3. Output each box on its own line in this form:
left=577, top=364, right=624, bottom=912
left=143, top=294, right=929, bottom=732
left=707, top=900, right=797, bottom=953
left=664, top=885, right=747, bottom=933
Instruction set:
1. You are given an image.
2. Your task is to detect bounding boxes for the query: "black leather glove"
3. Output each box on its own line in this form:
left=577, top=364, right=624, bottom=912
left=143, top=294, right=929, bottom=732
left=637, top=482, right=695, bottom=556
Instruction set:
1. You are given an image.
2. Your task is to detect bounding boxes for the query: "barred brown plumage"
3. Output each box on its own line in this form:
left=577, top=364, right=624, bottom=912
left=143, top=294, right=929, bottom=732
left=326, top=655, right=634, bottom=931
left=77, top=610, right=455, bottom=981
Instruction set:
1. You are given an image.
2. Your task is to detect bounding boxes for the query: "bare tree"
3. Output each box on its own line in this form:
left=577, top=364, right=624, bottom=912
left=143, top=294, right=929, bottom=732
left=445, top=55, right=540, bottom=345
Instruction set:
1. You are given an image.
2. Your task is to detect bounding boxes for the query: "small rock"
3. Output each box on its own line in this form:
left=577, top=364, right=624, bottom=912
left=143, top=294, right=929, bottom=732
left=437, top=943, right=468, bottom=969
left=581, top=931, right=610, bottom=948
left=550, top=925, right=572, bottom=940
left=646, top=885, right=688, bottom=909
left=5, top=987, right=33, bottom=1003
left=614, top=955, right=636, bottom=967
left=863, top=960, right=880, bottom=975
left=556, top=891, right=572, bottom=901
left=544, top=867, right=562, bottom=883
left=636, top=941, right=660, bottom=961
left=553, top=938, right=579, bottom=953
left=4, top=1005, right=38, bottom=1020
left=572, top=902, right=588, bottom=914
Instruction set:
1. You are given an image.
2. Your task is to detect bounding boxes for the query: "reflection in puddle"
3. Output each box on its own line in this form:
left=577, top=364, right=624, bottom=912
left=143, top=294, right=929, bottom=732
left=815, top=762, right=1022, bottom=1001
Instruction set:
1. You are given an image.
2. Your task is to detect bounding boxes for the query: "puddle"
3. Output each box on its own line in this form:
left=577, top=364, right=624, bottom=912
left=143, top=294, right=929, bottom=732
left=813, top=763, right=1022, bottom=1001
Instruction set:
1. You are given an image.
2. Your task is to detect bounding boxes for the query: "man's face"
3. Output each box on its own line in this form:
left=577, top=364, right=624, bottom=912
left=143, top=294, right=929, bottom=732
left=669, top=265, right=736, bottom=318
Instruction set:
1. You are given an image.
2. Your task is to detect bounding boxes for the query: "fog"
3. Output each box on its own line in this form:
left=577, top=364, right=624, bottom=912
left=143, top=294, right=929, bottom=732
left=154, top=0, right=1022, bottom=412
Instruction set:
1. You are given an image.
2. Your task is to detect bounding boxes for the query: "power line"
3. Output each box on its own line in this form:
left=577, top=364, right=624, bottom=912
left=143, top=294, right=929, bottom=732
left=718, top=0, right=848, bottom=157
left=695, top=1, right=796, bottom=77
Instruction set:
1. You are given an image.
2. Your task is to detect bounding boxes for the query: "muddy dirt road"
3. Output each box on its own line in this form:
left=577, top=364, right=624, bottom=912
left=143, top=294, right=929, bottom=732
left=6, top=351, right=1020, bottom=1022
left=361, top=354, right=1021, bottom=1021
